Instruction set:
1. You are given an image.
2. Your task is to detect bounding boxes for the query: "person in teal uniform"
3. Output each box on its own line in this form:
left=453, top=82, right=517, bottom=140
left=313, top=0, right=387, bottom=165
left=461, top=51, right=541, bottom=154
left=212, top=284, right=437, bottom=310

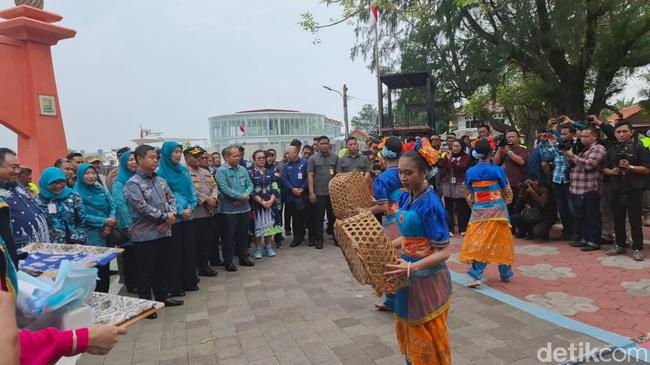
left=36, top=167, right=88, bottom=244
left=369, top=137, right=406, bottom=312
left=74, top=163, right=117, bottom=293
left=385, top=138, right=452, bottom=365
left=157, top=141, right=198, bottom=296
left=111, top=151, right=138, bottom=293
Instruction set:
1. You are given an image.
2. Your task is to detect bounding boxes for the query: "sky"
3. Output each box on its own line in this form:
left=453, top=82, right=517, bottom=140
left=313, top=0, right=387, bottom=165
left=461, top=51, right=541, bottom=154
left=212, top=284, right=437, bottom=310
left=0, top=1, right=646, bottom=152
left=0, top=0, right=378, bottom=152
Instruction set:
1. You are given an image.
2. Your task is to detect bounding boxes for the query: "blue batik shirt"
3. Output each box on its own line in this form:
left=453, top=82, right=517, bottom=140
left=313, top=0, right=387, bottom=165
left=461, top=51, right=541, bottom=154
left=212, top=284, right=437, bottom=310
left=36, top=192, right=88, bottom=244
left=125, top=171, right=177, bottom=242
left=0, top=182, right=49, bottom=247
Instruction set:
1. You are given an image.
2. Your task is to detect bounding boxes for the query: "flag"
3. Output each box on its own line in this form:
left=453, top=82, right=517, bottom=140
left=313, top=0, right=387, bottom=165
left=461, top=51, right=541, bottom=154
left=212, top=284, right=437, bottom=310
left=239, top=125, right=245, bottom=136
left=369, top=2, right=379, bottom=29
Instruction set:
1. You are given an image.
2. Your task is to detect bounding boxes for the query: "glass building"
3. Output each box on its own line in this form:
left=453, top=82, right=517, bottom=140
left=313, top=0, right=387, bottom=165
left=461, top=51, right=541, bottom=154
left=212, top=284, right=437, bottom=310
left=209, top=109, right=343, bottom=157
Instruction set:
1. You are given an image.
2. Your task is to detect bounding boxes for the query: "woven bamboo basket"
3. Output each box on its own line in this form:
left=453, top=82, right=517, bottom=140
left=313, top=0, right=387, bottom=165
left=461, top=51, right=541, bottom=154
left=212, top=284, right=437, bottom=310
left=334, top=210, right=408, bottom=296
left=329, top=171, right=374, bottom=219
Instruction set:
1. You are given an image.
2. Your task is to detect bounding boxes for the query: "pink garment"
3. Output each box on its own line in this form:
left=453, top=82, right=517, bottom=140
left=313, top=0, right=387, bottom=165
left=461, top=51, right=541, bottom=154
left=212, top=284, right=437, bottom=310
left=19, top=327, right=89, bottom=365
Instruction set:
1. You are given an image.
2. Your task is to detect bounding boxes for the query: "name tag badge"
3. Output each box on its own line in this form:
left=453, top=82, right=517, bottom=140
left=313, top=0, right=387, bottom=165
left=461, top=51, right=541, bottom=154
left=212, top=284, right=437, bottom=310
left=451, top=177, right=457, bottom=184
left=297, top=172, right=303, bottom=180
left=329, top=168, right=334, bottom=176
left=239, top=176, right=245, bottom=186
left=47, top=203, right=57, bottom=214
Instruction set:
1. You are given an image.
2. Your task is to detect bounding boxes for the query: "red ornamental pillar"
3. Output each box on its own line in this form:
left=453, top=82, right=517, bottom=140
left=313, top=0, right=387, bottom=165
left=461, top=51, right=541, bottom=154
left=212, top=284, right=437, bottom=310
left=0, top=5, right=75, bottom=177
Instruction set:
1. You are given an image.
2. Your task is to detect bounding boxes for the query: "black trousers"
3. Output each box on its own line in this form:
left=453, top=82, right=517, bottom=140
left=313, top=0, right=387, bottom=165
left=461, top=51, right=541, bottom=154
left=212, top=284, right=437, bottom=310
left=313, top=196, right=336, bottom=242
left=511, top=215, right=556, bottom=239
left=284, top=202, right=292, bottom=232
left=169, top=221, right=198, bottom=293
left=285, top=201, right=306, bottom=243
left=95, top=263, right=110, bottom=293
left=122, top=245, right=137, bottom=292
left=611, top=189, right=644, bottom=251
left=444, top=197, right=471, bottom=233
left=553, top=182, right=574, bottom=236
left=221, top=212, right=249, bottom=263
left=305, top=201, right=315, bottom=242
left=210, top=214, right=223, bottom=264
left=194, top=217, right=213, bottom=269
left=571, top=191, right=601, bottom=245
left=135, top=237, right=170, bottom=301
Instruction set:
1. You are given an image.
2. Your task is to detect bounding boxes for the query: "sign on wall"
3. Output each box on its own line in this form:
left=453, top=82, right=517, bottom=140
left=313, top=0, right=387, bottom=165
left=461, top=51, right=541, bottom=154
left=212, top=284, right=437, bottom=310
left=38, top=95, right=57, bottom=116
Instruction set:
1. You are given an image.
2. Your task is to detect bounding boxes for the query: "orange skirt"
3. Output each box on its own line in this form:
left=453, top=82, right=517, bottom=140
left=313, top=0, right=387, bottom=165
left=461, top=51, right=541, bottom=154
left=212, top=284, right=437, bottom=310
left=396, top=307, right=451, bottom=365
left=459, top=219, right=514, bottom=265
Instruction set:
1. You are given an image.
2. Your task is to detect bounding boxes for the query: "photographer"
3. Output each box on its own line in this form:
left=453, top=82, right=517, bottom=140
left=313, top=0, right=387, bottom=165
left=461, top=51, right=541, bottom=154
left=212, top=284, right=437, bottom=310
left=564, top=127, right=607, bottom=252
left=540, top=124, right=577, bottom=240
left=601, top=121, right=650, bottom=261
left=493, top=129, right=529, bottom=212
left=511, top=176, right=556, bottom=240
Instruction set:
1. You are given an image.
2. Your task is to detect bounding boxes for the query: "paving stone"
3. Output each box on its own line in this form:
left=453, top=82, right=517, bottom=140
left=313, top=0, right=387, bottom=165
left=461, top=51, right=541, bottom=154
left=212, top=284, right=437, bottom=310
left=79, top=237, right=623, bottom=364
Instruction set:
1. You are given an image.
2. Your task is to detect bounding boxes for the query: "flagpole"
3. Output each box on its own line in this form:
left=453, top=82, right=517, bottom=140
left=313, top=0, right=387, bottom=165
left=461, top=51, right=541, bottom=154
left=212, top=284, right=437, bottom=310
left=374, top=7, right=383, bottom=134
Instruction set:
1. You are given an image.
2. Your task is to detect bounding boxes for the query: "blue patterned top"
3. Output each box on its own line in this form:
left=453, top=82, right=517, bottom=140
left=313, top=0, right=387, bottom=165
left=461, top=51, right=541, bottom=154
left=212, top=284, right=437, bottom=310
left=0, top=182, right=49, bottom=247
left=36, top=192, right=88, bottom=244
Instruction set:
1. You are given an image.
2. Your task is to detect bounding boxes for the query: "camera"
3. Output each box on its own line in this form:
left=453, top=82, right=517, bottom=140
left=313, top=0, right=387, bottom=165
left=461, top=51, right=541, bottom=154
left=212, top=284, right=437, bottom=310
left=518, top=179, right=534, bottom=192
left=557, top=139, right=574, bottom=151
left=611, top=141, right=635, bottom=172
left=495, top=134, right=508, bottom=148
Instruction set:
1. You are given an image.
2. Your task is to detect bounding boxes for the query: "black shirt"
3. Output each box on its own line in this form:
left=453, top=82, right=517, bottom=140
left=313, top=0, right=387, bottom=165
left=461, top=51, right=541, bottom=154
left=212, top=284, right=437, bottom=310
left=605, top=140, right=650, bottom=192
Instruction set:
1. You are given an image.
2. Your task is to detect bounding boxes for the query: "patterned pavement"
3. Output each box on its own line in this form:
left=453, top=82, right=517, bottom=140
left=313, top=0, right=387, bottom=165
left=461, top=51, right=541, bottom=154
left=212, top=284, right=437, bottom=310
left=446, top=230, right=650, bottom=340
left=75, top=231, right=650, bottom=364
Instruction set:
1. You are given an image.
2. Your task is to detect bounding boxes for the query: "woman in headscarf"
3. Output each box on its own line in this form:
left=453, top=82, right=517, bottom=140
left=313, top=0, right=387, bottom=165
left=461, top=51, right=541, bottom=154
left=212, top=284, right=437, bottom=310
left=369, top=137, right=406, bottom=312
left=157, top=141, right=198, bottom=296
left=439, top=140, right=472, bottom=237
left=384, top=138, right=452, bottom=365
left=459, top=138, right=515, bottom=287
left=36, top=167, right=88, bottom=244
left=112, top=151, right=137, bottom=293
left=74, top=163, right=117, bottom=293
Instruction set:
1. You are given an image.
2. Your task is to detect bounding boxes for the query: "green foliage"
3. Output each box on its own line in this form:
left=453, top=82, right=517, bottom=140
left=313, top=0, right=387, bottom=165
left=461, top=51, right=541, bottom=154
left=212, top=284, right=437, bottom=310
left=351, top=104, right=379, bottom=134
left=303, top=0, right=650, bottom=122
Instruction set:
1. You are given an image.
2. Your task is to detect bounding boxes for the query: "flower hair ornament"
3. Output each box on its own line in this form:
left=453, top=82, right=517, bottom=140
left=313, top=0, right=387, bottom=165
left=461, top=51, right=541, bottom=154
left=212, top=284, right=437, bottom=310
left=413, top=138, right=439, bottom=167
left=413, top=138, right=440, bottom=179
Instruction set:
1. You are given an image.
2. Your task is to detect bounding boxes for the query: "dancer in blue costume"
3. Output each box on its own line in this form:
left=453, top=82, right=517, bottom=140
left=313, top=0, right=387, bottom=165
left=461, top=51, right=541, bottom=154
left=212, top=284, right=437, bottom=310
left=385, top=139, right=452, bottom=365
left=369, top=137, right=406, bottom=312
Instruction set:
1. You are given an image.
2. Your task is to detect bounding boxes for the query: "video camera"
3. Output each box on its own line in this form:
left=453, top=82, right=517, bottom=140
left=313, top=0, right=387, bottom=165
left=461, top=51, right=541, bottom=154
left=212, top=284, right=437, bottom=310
left=611, top=141, right=636, bottom=172
left=495, top=134, right=508, bottom=148
left=557, top=139, right=575, bottom=152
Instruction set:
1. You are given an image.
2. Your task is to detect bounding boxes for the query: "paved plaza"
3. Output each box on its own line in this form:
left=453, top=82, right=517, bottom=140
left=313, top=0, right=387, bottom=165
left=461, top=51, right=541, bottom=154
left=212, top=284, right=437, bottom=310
left=77, top=233, right=649, bottom=365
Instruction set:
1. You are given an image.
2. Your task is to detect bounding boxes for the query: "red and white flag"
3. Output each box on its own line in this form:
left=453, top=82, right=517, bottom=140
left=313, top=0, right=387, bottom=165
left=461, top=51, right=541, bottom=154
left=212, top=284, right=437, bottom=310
left=239, top=125, right=245, bottom=136
left=369, top=2, right=379, bottom=28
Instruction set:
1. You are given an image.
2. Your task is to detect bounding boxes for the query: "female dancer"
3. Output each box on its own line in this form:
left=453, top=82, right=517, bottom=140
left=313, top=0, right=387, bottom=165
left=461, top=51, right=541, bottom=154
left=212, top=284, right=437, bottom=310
left=370, top=137, right=405, bottom=312
left=385, top=139, right=452, bottom=365
left=459, top=138, right=514, bottom=287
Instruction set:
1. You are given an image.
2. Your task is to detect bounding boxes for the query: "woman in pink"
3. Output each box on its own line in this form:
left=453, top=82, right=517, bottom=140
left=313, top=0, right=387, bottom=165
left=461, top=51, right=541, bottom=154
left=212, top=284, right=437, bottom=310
left=0, top=238, right=125, bottom=364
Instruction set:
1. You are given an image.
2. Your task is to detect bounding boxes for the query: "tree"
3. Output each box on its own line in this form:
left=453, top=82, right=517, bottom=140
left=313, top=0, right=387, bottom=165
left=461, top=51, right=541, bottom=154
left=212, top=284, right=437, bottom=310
left=640, top=72, right=650, bottom=112
left=302, top=0, right=650, bottom=121
left=350, top=104, right=379, bottom=134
